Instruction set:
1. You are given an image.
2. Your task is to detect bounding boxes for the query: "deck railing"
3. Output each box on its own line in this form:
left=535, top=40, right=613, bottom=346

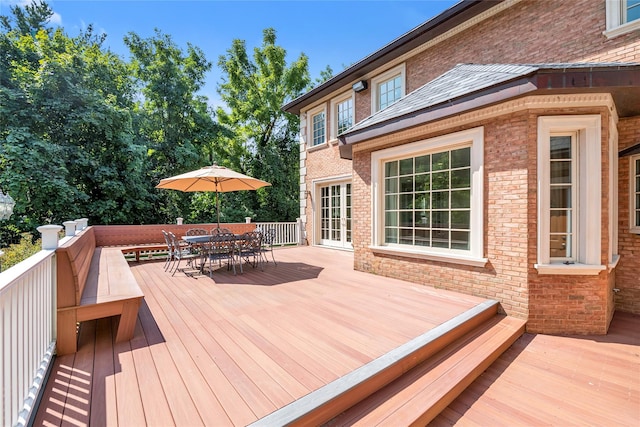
left=0, top=219, right=300, bottom=426
left=255, top=219, right=303, bottom=246
left=0, top=229, right=60, bottom=427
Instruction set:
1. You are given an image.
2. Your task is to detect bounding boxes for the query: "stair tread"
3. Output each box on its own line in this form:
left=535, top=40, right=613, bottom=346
left=329, top=315, right=526, bottom=426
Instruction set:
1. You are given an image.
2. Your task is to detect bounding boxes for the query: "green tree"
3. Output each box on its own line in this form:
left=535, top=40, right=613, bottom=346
left=216, top=28, right=310, bottom=222
left=0, top=1, right=152, bottom=230
left=125, top=30, right=222, bottom=222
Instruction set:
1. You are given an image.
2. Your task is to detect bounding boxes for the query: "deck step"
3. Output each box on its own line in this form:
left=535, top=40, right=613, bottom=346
left=326, top=314, right=526, bottom=426
left=250, top=299, right=505, bottom=427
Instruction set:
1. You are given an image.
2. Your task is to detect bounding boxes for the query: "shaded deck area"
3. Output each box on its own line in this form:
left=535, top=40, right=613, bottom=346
left=33, top=246, right=639, bottom=426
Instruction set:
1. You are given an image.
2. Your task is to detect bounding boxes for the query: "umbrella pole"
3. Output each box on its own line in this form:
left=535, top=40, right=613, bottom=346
left=216, top=190, right=220, bottom=229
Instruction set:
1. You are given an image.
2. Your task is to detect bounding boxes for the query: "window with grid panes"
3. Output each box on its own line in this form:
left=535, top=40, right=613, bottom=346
left=311, top=111, right=325, bottom=146
left=337, top=98, right=353, bottom=135
left=384, top=146, right=471, bottom=250
left=632, top=154, right=640, bottom=232
left=378, top=74, right=402, bottom=111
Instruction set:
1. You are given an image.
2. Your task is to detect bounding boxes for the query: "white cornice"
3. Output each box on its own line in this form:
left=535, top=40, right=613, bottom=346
left=352, top=93, right=616, bottom=154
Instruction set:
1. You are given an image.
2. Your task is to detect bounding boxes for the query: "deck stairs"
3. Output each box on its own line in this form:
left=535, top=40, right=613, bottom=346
left=251, top=299, right=526, bottom=426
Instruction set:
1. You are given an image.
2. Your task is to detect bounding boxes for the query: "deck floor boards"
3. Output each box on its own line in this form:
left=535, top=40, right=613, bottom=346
left=431, top=311, right=640, bottom=426
left=34, top=246, right=640, bottom=426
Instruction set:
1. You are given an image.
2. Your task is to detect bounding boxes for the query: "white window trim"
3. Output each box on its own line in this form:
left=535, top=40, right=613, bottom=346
left=630, top=154, right=640, bottom=234
left=330, top=91, right=355, bottom=143
left=306, top=104, right=327, bottom=150
left=371, top=63, right=406, bottom=113
left=604, top=0, right=640, bottom=38
left=370, top=126, right=486, bottom=267
left=536, top=115, right=606, bottom=275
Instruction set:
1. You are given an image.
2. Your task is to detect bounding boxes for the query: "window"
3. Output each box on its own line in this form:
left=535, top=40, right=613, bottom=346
left=371, top=127, right=485, bottom=266
left=536, top=116, right=605, bottom=275
left=337, top=98, right=353, bottom=135
left=306, top=105, right=326, bottom=147
left=330, top=93, right=354, bottom=140
left=605, top=0, right=640, bottom=37
left=631, top=155, right=640, bottom=233
left=549, top=133, right=577, bottom=261
left=371, top=64, right=406, bottom=113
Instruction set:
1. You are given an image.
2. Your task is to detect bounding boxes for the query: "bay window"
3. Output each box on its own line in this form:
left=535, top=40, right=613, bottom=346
left=371, top=127, right=485, bottom=266
left=536, top=116, right=605, bottom=275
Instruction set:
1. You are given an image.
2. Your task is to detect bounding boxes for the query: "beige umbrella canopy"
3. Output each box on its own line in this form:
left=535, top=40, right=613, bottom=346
left=156, top=165, right=271, bottom=227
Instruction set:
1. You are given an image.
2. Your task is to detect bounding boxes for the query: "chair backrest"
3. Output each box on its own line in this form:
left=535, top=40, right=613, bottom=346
left=211, top=227, right=232, bottom=235
left=186, top=228, right=208, bottom=236
left=239, top=231, right=262, bottom=252
left=161, top=230, right=171, bottom=248
left=263, top=229, right=276, bottom=246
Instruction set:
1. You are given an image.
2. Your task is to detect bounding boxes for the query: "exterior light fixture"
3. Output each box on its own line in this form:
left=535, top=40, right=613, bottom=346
left=352, top=80, right=367, bottom=92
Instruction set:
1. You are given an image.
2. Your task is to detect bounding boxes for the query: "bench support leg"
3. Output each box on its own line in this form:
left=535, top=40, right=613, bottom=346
left=57, top=310, right=79, bottom=355
left=115, top=298, right=141, bottom=343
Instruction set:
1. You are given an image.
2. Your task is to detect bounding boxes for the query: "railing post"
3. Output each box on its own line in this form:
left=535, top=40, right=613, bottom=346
left=74, top=218, right=88, bottom=230
left=297, top=218, right=304, bottom=246
left=62, top=221, right=77, bottom=237
left=38, top=225, right=63, bottom=250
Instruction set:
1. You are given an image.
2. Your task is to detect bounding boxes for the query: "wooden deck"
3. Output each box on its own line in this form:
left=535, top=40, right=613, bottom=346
left=431, top=311, right=640, bottom=426
left=34, top=246, right=487, bottom=426
left=33, top=246, right=640, bottom=426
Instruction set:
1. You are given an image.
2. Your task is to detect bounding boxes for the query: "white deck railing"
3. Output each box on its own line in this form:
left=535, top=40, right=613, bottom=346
left=255, top=219, right=303, bottom=246
left=0, top=248, right=57, bottom=427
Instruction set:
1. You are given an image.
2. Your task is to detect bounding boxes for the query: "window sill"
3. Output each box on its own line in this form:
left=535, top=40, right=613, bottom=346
left=369, top=245, right=488, bottom=267
left=609, top=254, right=621, bottom=270
left=534, top=263, right=606, bottom=276
left=603, top=19, right=640, bottom=38
left=307, top=142, right=328, bottom=153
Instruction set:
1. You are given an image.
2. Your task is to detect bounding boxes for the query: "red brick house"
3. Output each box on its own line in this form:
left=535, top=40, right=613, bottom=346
left=283, top=0, right=640, bottom=335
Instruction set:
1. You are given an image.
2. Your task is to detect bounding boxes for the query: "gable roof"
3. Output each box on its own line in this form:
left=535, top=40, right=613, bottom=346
left=282, top=0, right=504, bottom=115
left=338, top=62, right=640, bottom=159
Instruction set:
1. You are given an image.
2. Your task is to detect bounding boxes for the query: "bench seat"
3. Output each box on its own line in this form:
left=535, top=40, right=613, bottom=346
left=56, top=228, right=144, bottom=355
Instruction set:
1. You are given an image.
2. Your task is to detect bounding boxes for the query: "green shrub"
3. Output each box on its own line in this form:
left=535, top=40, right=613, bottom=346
left=1, top=233, right=41, bottom=271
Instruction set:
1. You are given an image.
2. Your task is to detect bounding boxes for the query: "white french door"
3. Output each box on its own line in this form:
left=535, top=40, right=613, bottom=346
left=318, top=182, right=352, bottom=249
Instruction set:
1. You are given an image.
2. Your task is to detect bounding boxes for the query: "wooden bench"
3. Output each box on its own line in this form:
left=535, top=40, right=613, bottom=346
left=56, top=226, right=144, bottom=355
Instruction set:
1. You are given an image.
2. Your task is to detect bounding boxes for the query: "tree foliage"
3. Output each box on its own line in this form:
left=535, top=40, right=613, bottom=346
left=216, top=28, right=310, bottom=221
left=0, top=2, right=313, bottom=241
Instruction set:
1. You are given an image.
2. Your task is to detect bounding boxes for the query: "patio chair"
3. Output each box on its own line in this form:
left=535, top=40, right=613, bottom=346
left=186, top=228, right=208, bottom=236
left=260, top=228, right=277, bottom=266
left=168, top=231, right=200, bottom=276
left=211, top=227, right=232, bottom=235
left=236, top=231, right=263, bottom=273
left=201, top=233, right=237, bottom=276
left=162, top=230, right=173, bottom=271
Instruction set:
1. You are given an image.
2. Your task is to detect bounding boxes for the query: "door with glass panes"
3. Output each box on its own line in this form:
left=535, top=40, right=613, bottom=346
left=318, top=182, right=352, bottom=249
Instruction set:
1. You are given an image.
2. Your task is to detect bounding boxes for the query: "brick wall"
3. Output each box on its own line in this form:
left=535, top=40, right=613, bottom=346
left=617, top=116, right=640, bottom=314
left=351, top=105, right=618, bottom=334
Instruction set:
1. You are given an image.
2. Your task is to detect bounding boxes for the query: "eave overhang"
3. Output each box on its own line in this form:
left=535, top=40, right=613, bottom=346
left=282, top=0, right=504, bottom=115
left=338, top=65, right=640, bottom=160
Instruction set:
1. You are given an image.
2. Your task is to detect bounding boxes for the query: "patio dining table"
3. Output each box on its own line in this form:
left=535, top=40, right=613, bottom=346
left=181, top=232, right=262, bottom=276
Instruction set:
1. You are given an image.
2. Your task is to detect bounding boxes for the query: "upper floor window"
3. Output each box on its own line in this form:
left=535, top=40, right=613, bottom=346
left=371, top=127, right=485, bottom=266
left=307, top=105, right=326, bottom=147
left=371, top=64, right=406, bottom=113
left=536, top=115, right=605, bottom=275
left=337, top=98, right=353, bottom=134
left=330, top=92, right=354, bottom=140
left=631, top=154, right=640, bottom=233
left=605, top=0, right=640, bottom=37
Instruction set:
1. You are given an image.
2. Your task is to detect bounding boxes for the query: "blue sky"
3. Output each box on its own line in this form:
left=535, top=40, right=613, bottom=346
left=1, top=0, right=459, bottom=106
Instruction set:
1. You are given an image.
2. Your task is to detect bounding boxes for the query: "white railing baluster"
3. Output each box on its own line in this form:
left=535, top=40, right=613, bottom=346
left=254, top=221, right=300, bottom=246
left=1, top=224, right=60, bottom=427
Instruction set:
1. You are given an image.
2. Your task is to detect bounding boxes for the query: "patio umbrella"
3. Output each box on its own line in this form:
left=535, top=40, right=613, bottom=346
left=156, top=165, right=271, bottom=227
